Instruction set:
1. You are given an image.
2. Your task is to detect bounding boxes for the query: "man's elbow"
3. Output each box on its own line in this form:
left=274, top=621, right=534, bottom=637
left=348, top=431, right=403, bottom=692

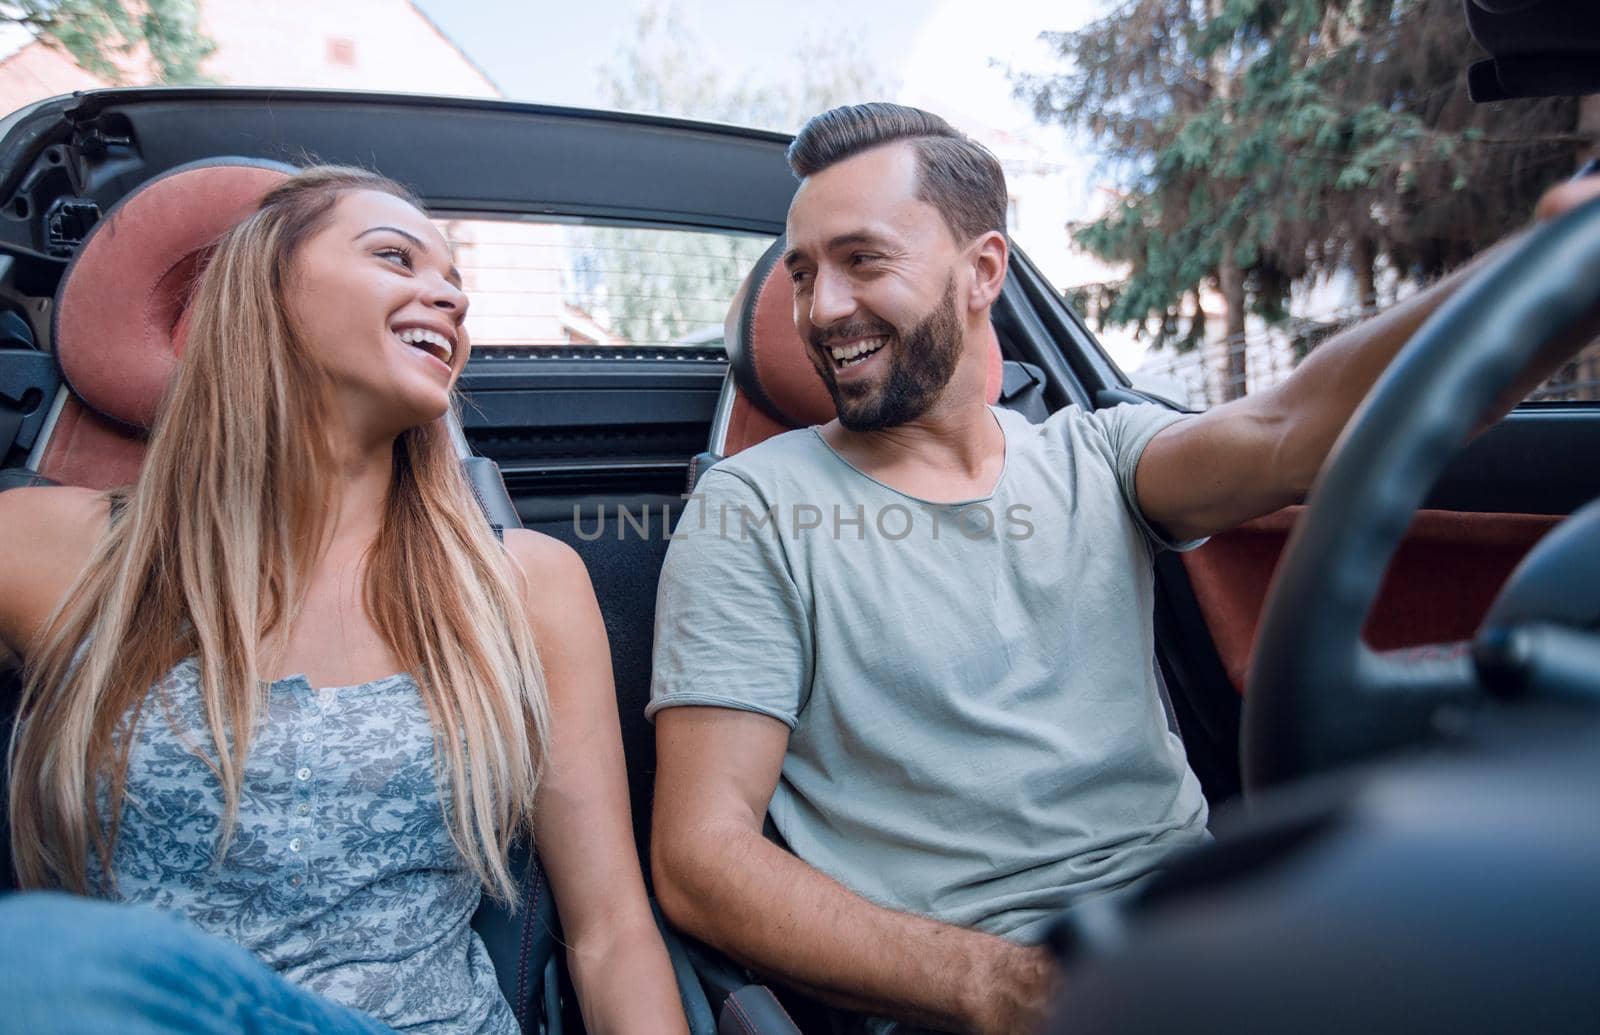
left=1271, top=424, right=1324, bottom=503
left=650, top=840, right=693, bottom=933
left=650, top=823, right=720, bottom=942
left=1249, top=389, right=1317, bottom=502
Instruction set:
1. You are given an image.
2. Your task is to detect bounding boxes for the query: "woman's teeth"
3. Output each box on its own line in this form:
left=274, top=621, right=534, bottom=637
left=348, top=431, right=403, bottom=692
left=830, top=337, right=886, bottom=368
left=397, top=327, right=453, bottom=364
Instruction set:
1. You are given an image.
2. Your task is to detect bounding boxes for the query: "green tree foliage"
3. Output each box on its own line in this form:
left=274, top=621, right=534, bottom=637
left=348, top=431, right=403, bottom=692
left=2, top=0, right=214, bottom=84
left=576, top=1, right=894, bottom=348
left=1016, top=0, right=1582, bottom=395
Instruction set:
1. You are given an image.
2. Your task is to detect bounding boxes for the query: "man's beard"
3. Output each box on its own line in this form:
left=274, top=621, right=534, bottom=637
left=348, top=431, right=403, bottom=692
left=811, top=277, right=963, bottom=432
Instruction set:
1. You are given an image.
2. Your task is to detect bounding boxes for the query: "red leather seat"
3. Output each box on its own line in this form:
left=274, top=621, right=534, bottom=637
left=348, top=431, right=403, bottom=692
left=35, top=158, right=297, bottom=489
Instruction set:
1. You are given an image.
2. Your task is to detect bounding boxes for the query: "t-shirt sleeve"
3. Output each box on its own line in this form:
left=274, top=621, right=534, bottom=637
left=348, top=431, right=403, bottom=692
left=1087, top=403, right=1208, bottom=554
left=646, top=467, right=812, bottom=728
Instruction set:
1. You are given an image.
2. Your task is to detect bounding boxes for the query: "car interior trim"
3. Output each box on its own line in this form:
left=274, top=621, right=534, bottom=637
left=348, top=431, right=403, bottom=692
left=22, top=382, right=66, bottom=471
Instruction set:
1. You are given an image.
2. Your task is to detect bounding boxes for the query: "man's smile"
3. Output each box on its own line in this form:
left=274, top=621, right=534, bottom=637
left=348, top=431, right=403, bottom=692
left=827, top=336, right=888, bottom=370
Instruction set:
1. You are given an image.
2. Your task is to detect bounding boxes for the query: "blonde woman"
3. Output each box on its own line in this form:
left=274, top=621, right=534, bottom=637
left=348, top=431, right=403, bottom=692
left=0, top=167, right=688, bottom=1034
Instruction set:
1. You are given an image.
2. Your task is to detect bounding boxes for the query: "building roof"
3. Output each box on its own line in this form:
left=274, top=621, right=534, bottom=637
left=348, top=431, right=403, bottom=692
left=405, top=0, right=503, bottom=98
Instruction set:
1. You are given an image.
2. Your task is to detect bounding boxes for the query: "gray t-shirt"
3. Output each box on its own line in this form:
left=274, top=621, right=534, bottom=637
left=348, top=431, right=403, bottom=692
left=648, top=403, right=1210, bottom=939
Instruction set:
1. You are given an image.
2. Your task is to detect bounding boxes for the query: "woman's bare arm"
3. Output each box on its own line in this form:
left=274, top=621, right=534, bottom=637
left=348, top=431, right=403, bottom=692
left=503, top=529, right=688, bottom=1035
left=0, top=486, right=108, bottom=666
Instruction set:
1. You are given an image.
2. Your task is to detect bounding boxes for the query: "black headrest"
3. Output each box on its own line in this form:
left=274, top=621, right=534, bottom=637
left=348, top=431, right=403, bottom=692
left=1467, top=0, right=1600, bottom=101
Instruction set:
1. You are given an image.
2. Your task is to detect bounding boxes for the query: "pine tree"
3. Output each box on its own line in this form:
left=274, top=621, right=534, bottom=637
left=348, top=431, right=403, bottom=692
left=1016, top=0, right=1585, bottom=399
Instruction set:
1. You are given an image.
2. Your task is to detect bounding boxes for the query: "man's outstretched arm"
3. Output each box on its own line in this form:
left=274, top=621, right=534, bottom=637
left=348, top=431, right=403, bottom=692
left=651, top=706, right=1055, bottom=1035
left=1136, top=177, right=1600, bottom=544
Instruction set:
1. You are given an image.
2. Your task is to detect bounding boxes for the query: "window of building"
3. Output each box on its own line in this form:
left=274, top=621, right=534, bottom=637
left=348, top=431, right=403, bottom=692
left=326, top=38, right=357, bottom=67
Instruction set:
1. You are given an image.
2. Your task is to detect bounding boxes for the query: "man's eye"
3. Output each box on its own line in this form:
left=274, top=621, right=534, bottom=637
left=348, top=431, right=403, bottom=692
left=376, top=246, right=414, bottom=270
left=851, top=253, right=879, bottom=266
left=790, top=269, right=812, bottom=286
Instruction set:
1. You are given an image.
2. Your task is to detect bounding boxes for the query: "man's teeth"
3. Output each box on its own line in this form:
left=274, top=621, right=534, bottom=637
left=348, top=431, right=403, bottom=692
left=396, top=327, right=453, bottom=362
left=829, top=338, right=886, bottom=366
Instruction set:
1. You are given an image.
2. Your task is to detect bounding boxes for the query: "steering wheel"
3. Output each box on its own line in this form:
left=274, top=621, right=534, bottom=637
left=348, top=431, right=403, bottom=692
left=1243, top=194, right=1600, bottom=791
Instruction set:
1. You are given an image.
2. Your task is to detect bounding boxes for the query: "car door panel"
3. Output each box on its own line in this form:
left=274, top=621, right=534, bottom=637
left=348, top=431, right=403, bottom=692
left=1150, top=404, right=1600, bottom=804
left=1181, top=506, right=1561, bottom=694
left=1173, top=404, right=1600, bottom=691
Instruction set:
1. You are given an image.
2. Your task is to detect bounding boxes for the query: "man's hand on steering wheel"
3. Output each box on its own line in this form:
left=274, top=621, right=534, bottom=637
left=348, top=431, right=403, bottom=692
left=1243, top=169, right=1600, bottom=791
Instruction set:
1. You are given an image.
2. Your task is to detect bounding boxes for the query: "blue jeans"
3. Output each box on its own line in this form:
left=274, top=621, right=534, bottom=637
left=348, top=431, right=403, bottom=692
left=0, top=892, right=395, bottom=1034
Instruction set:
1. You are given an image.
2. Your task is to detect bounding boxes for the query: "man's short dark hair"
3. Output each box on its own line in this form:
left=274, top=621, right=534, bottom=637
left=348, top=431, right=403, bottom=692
left=787, top=103, right=1007, bottom=243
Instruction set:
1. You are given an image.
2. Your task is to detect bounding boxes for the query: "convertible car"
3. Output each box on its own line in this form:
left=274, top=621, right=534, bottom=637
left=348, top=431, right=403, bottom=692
left=0, top=2, right=1596, bottom=1031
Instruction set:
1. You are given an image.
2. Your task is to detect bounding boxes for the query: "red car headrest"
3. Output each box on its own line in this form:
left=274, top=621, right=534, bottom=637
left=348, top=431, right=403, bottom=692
left=723, top=236, right=1003, bottom=432
left=52, top=157, right=297, bottom=431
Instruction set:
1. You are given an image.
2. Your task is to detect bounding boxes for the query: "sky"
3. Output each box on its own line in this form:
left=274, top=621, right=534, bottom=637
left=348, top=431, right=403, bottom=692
left=409, top=0, right=1143, bottom=363
left=412, top=1, right=1100, bottom=135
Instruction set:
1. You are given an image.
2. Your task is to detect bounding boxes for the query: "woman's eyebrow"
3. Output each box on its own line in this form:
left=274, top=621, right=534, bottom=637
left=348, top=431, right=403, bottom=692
left=354, top=225, right=462, bottom=286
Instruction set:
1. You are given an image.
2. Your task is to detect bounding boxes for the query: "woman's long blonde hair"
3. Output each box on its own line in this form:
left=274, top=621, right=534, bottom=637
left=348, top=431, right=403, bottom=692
left=7, top=166, right=550, bottom=902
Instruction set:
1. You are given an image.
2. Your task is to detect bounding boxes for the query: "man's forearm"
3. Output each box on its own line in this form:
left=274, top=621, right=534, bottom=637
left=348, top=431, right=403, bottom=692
left=1272, top=204, right=1600, bottom=496
left=1139, top=237, right=1538, bottom=540
left=1267, top=237, right=1520, bottom=497
left=654, top=823, right=1048, bottom=1032
left=1141, top=200, right=1600, bottom=542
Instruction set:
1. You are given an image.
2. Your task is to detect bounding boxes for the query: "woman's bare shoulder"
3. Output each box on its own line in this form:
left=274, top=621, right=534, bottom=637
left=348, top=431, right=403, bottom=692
left=0, top=485, right=111, bottom=658
left=500, top=527, right=589, bottom=590
left=0, top=485, right=111, bottom=546
left=499, top=528, right=600, bottom=628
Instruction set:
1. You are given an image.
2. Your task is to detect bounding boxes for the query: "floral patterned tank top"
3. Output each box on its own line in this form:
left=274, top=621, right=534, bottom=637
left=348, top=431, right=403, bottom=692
left=89, top=657, right=516, bottom=1034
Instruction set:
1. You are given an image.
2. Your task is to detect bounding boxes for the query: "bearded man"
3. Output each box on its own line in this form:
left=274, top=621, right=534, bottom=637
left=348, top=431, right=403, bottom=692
left=645, top=103, right=1600, bottom=1034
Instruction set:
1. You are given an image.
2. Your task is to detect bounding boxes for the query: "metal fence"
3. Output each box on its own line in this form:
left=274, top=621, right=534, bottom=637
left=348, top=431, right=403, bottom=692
left=1133, top=303, right=1600, bottom=409
left=1529, top=349, right=1600, bottom=402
